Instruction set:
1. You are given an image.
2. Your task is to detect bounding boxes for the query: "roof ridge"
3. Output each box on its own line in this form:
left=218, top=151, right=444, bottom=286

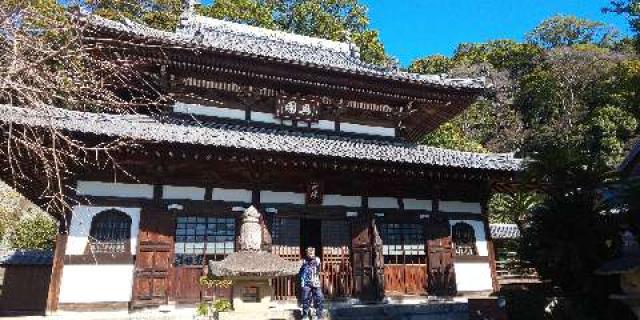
left=179, top=15, right=354, bottom=54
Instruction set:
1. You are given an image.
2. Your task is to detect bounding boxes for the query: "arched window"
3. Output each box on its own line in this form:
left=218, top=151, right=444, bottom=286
left=452, top=222, right=477, bottom=256
left=88, top=210, right=132, bottom=254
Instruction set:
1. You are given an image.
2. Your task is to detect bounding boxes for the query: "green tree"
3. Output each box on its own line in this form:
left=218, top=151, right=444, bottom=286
left=408, top=55, right=453, bottom=74
left=85, top=0, right=183, bottom=31
left=421, top=122, right=487, bottom=153
left=199, top=0, right=277, bottom=28
left=519, top=143, right=635, bottom=319
left=9, top=214, right=57, bottom=250
left=489, top=192, right=543, bottom=228
left=581, top=105, right=637, bottom=168
left=525, top=15, right=619, bottom=49
left=606, top=0, right=640, bottom=52
left=452, top=40, right=542, bottom=75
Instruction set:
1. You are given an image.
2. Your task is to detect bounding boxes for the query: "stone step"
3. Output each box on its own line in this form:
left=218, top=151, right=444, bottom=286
left=329, top=302, right=469, bottom=320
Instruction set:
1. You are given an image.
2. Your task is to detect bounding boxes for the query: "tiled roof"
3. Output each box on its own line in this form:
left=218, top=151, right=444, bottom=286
left=86, top=14, right=485, bottom=89
left=0, top=250, right=53, bottom=266
left=490, top=223, right=521, bottom=239
left=0, top=105, right=523, bottom=171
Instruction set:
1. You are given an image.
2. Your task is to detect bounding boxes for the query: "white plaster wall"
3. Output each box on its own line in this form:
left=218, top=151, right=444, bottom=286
left=403, top=198, right=432, bottom=211
left=174, top=102, right=246, bottom=120
left=449, top=219, right=489, bottom=256
left=66, top=206, right=141, bottom=255
left=251, top=111, right=280, bottom=124
left=340, top=122, right=395, bottom=137
left=163, top=185, right=205, bottom=200
left=76, top=181, right=154, bottom=199
left=310, top=120, right=336, bottom=131
left=440, top=201, right=482, bottom=214
left=322, top=194, right=362, bottom=207
left=260, top=190, right=305, bottom=205
left=454, top=262, right=493, bottom=292
left=59, top=265, right=134, bottom=303
left=212, top=188, right=252, bottom=203
left=368, top=197, right=399, bottom=209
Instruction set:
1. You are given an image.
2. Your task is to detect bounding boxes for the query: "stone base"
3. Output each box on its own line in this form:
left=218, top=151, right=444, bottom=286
left=231, top=279, right=273, bottom=313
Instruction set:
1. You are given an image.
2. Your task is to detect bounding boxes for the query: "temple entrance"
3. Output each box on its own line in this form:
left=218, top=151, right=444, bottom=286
left=271, top=217, right=352, bottom=299
left=300, top=218, right=322, bottom=257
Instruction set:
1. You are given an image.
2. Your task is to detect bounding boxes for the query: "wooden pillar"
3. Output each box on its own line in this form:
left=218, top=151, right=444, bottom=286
left=481, top=182, right=500, bottom=293
left=46, top=232, right=68, bottom=314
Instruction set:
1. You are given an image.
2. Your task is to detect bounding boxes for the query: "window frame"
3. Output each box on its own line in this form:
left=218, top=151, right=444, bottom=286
left=173, top=216, right=237, bottom=267
left=86, top=209, right=132, bottom=255
left=452, top=222, right=478, bottom=256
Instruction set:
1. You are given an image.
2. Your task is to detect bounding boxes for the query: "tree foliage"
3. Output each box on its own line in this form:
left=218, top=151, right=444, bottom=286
left=408, top=55, right=453, bottom=74
left=606, top=0, right=640, bottom=52
left=525, top=15, right=619, bottom=49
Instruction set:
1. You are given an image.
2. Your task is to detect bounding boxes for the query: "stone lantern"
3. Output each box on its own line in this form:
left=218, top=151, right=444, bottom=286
left=596, top=230, right=640, bottom=318
left=208, top=206, right=299, bottom=313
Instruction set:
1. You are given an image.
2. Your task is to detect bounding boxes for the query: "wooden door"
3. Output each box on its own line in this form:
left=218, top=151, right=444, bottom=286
left=132, top=207, right=174, bottom=307
left=351, top=216, right=380, bottom=301
left=321, top=220, right=352, bottom=299
left=380, top=223, right=427, bottom=296
left=425, top=218, right=456, bottom=296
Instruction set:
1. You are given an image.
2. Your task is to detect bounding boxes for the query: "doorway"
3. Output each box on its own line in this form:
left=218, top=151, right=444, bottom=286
left=300, top=218, right=322, bottom=258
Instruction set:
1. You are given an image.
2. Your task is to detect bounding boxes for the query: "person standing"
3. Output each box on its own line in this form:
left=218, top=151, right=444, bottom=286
left=300, top=247, right=324, bottom=320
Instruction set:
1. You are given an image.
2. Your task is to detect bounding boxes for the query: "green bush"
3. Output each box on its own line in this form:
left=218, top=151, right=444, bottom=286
left=9, top=214, right=57, bottom=250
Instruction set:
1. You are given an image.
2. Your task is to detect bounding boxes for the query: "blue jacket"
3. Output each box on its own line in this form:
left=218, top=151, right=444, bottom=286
left=299, top=256, right=321, bottom=288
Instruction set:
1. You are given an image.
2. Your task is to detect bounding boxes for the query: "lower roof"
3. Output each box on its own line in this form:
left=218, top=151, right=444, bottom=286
left=0, top=105, right=523, bottom=172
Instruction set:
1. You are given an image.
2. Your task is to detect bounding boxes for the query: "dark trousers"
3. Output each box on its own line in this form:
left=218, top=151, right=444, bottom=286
left=301, top=285, right=324, bottom=318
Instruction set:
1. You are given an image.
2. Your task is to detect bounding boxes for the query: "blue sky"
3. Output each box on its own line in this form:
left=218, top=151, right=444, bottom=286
left=361, top=0, right=633, bottom=66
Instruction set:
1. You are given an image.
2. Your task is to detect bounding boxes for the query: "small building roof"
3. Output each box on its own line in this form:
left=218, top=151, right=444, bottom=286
left=490, top=223, right=521, bottom=239
left=0, top=105, right=524, bottom=172
left=0, top=250, right=53, bottom=266
left=86, top=14, right=485, bottom=90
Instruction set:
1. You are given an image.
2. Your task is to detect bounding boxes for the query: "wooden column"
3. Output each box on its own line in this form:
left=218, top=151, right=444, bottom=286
left=481, top=182, right=500, bottom=293
left=46, top=232, right=68, bottom=314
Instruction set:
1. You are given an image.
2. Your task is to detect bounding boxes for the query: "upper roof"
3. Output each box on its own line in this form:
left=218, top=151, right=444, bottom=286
left=86, top=14, right=485, bottom=90
left=0, top=105, right=523, bottom=172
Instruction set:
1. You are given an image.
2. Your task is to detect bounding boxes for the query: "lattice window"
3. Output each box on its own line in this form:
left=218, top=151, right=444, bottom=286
left=380, top=223, right=425, bottom=265
left=271, top=217, right=300, bottom=247
left=452, top=222, right=477, bottom=256
left=174, top=216, right=236, bottom=266
left=88, top=210, right=132, bottom=254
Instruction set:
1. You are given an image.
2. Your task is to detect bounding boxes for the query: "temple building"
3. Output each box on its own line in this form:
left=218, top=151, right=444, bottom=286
left=0, top=5, right=523, bottom=312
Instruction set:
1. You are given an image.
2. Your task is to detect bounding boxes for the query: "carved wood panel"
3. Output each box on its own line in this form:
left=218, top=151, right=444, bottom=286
left=425, top=218, right=456, bottom=296
left=132, top=207, right=174, bottom=307
left=351, top=216, right=378, bottom=301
